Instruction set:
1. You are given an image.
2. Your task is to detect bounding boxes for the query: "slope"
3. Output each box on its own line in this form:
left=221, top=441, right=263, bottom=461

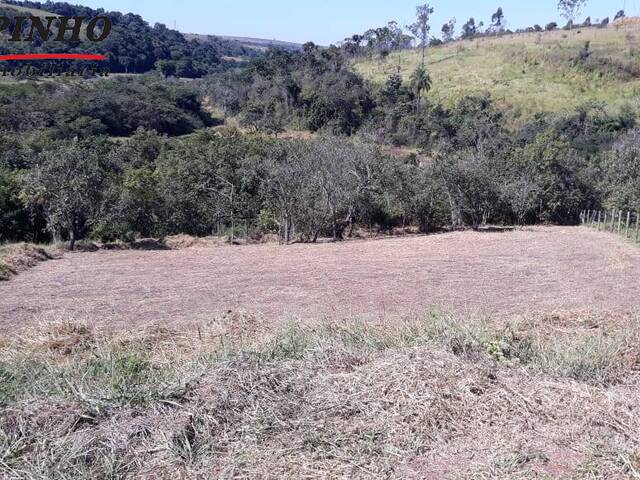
left=353, top=23, right=640, bottom=123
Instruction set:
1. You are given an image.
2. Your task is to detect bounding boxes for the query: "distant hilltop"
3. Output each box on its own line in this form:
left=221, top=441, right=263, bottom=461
left=186, top=33, right=303, bottom=52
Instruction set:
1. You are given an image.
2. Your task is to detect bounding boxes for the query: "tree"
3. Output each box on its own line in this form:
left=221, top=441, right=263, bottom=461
left=514, top=131, right=595, bottom=224
left=602, top=129, right=640, bottom=212
left=21, top=141, right=106, bottom=250
left=461, top=18, right=479, bottom=39
left=501, top=177, right=540, bottom=225
left=491, top=7, right=505, bottom=33
left=557, top=0, right=588, bottom=28
left=614, top=10, right=625, bottom=21
left=154, top=131, right=253, bottom=238
left=380, top=72, right=405, bottom=105
left=435, top=151, right=502, bottom=231
left=260, top=141, right=322, bottom=243
left=410, top=65, right=432, bottom=114
left=156, top=60, right=177, bottom=78
left=0, top=167, right=31, bottom=242
left=408, top=3, right=434, bottom=66
left=441, top=18, right=456, bottom=42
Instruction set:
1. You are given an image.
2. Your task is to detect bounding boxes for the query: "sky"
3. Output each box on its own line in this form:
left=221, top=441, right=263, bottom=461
left=69, top=0, right=639, bottom=45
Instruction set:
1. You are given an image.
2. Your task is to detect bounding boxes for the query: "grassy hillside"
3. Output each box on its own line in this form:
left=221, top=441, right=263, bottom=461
left=354, top=23, right=640, bottom=123
left=187, top=33, right=302, bottom=52
left=0, top=0, right=54, bottom=15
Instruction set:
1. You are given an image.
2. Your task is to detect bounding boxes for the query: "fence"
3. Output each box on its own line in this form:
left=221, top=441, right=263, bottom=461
left=580, top=209, right=640, bottom=242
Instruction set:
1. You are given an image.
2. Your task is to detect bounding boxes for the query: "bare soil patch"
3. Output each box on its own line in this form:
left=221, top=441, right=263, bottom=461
left=1, top=227, right=639, bottom=332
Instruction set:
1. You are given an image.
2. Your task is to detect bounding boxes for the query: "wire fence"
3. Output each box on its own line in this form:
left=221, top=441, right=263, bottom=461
left=580, top=209, right=640, bottom=243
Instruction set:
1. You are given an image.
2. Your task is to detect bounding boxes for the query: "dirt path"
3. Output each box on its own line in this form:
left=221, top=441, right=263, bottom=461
left=1, top=227, right=639, bottom=331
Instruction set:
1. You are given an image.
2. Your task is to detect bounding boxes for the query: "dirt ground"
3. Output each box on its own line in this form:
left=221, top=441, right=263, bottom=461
left=1, top=226, right=639, bottom=331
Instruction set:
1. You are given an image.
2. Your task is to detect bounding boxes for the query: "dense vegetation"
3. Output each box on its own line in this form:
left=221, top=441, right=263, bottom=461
left=1, top=92, right=638, bottom=247
left=1, top=1, right=640, bottom=248
left=0, top=0, right=257, bottom=76
left=0, top=76, right=213, bottom=138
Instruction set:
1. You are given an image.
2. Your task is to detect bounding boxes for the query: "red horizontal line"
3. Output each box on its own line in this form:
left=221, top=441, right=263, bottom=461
left=0, top=53, right=106, bottom=61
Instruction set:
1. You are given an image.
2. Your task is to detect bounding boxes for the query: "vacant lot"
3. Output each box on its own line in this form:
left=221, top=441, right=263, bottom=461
left=1, top=227, right=639, bottom=331
left=2, top=226, right=640, bottom=478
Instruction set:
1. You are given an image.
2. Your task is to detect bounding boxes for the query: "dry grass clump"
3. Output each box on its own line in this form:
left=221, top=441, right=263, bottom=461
left=0, top=243, right=61, bottom=281
left=613, top=17, right=640, bottom=29
left=1, top=313, right=639, bottom=478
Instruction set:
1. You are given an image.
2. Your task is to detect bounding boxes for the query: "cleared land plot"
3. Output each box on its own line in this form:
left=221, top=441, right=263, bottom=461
left=1, top=226, right=639, bottom=331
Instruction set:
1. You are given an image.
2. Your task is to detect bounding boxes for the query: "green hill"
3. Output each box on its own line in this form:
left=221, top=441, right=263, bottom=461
left=353, top=23, right=640, bottom=124
left=0, top=0, right=255, bottom=76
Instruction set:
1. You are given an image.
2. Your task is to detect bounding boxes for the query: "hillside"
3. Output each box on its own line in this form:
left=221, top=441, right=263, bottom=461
left=187, top=33, right=302, bottom=52
left=0, top=0, right=255, bottom=76
left=354, top=23, right=640, bottom=123
left=0, top=0, right=52, bottom=15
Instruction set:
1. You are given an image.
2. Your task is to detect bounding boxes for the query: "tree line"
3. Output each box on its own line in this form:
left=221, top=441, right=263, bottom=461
left=1, top=1, right=640, bottom=248
left=341, top=1, right=623, bottom=57
left=1, top=97, right=639, bottom=247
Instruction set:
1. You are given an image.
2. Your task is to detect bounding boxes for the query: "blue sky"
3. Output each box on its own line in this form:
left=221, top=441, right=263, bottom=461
left=71, top=0, right=637, bottom=44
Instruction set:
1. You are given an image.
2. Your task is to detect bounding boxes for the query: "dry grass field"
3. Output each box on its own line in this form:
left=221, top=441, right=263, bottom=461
left=2, top=227, right=640, bottom=478
left=1, top=227, right=639, bottom=332
left=1, top=310, right=640, bottom=478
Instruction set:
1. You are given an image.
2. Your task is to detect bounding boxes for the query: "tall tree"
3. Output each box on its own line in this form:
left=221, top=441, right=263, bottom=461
left=558, top=0, right=588, bottom=28
left=491, top=7, right=505, bottom=32
left=461, top=18, right=479, bottom=39
left=410, top=65, right=432, bottom=114
left=21, top=141, right=106, bottom=250
left=441, top=18, right=456, bottom=42
left=408, top=3, right=434, bottom=66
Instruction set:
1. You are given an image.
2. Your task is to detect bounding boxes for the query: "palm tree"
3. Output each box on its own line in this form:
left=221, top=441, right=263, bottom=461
left=410, top=65, right=432, bottom=114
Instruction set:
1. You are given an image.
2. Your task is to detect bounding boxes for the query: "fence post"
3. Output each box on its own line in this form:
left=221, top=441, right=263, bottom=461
left=626, top=211, right=631, bottom=238
left=603, top=211, right=608, bottom=231
left=636, top=213, right=640, bottom=242
left=618, top=211, right=623, bottom=234
left=597, top=211, right=601, bottom=231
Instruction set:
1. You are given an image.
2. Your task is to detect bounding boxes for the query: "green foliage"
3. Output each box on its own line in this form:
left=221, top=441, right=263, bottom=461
left=21, top=139, right=108, bottom=248
left=436, top=151, right=504, bottom=230
left=0, top=167, right=30, bottom=241
left=206, top=47, right=374, bottom=135
left=154, top=131, right=265, bottom=236
left=0, top=76, right=211, bottom=138
left=602, top=130, right=640, bottom=211
left=0, top=6, right=639, bottom=243
left=256, top=209, right=280, bottom=234
left=409, top=65, right=432, bottom=113
left=354, top=26, right=640, bottom=124
left=0, top=1, right=256, bottom=76
left=515, top=131, right=596, bottom=223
